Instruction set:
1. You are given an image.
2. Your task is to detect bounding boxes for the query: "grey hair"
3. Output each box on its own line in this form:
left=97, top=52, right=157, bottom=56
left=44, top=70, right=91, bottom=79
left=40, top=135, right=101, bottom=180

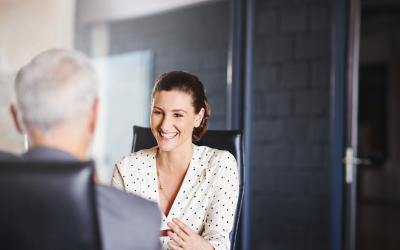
left=15, top=48, right=98, bottom=130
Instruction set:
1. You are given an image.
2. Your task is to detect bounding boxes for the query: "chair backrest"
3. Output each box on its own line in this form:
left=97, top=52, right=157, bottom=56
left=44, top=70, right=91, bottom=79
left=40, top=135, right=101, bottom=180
left=0, top=161, right=101, bottom=250
left=131, top=125, right=244, bottom=250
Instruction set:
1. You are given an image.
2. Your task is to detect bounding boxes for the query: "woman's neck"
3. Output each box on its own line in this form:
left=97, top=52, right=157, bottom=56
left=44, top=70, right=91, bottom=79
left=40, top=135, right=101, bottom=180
left=157, top=142, right=193, bottom=173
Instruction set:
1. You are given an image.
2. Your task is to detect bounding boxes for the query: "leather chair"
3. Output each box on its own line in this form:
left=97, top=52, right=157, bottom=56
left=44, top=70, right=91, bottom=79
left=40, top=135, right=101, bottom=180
left=0, top=161, right=101, bottom=250
left=131, top=125, right=244, bottom=250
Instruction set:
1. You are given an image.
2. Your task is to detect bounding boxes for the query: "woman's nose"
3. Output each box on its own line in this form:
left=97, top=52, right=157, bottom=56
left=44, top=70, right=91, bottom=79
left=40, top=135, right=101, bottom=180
left=160, top=115, right=172, bottom=130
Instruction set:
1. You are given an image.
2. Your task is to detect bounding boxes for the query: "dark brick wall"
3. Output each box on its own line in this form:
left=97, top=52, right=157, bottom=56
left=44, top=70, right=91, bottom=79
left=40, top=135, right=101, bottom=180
left=252, top=0, right=332, bottom=249
left=77, top=0, right=333, bottom=249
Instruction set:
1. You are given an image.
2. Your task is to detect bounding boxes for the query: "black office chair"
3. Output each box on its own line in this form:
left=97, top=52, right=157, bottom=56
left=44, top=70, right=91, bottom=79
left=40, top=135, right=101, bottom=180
left=131, top=125, right=244, bottom=250
left=0, top=161, right=101, bottom=250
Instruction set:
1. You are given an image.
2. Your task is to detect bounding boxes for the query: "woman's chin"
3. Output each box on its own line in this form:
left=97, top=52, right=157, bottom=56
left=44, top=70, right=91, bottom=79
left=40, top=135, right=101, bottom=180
left=157, top=139, right=178, bottom=152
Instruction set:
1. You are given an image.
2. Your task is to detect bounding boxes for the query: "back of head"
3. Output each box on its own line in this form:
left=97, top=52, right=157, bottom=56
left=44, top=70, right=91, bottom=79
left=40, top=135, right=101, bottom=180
left=14, top=49, right=98, bottom=130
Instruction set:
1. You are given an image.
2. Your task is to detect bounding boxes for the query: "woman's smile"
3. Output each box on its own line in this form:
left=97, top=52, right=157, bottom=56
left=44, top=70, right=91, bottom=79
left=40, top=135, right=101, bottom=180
left=159, top=131, right=178, bottom=139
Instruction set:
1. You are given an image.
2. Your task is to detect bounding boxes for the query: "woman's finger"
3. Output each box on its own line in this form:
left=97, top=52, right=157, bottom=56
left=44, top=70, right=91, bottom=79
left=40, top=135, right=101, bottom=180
left=168, top=221, right=189, bottom=240
left=167, top=230, right=185, bottom=247
left=167, top=240, right=184, bottom=250
left=172, top=218, right=194, bottom=235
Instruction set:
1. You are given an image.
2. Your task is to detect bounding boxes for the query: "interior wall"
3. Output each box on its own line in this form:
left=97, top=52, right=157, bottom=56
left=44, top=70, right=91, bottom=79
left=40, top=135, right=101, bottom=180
left=252, top=0, right=332, bottom=248
left=0, top=0, right=75, bottom=153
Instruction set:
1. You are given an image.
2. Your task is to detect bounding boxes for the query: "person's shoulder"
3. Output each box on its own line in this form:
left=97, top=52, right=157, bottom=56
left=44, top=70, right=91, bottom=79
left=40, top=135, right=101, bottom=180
left=96, top=185, right=161, bottom=249
left=115, top=147, right=156, bottom=171
left=0, top=151, right=19, bottom=160
left=97, top=185, right=160, bottom=215
left=195, top=145, right=236, bottom=163
left=194, top=145, right=237, bottom=174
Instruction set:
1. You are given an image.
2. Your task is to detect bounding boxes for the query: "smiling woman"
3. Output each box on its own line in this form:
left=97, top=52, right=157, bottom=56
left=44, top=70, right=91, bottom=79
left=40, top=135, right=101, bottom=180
left=111, top=71, right=239, bottom=250
left=151, top=90, right=203, bottom=153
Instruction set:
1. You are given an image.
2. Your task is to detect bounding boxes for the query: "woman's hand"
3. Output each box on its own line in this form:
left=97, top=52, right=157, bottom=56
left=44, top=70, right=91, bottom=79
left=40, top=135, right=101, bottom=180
left=167, top=218, right=214, bottom=250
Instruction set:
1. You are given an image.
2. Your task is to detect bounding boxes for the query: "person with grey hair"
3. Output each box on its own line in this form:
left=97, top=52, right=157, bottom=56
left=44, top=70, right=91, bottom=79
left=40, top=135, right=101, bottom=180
left=10, top=48, right=162, bottom=250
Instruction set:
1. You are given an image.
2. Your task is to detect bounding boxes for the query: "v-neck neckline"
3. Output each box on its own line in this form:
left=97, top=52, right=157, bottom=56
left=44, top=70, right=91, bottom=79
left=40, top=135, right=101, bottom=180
left=153, top=145, right=197, bottom=219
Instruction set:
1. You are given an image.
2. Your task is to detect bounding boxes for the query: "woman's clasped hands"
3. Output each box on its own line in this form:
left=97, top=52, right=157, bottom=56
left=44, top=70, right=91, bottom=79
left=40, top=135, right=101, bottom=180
left=167, top=218, right=214, bottom=250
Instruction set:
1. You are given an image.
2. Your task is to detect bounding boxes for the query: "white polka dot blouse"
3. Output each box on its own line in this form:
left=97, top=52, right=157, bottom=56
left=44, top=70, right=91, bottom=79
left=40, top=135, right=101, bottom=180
left=112, top=144, right=239, bottom=250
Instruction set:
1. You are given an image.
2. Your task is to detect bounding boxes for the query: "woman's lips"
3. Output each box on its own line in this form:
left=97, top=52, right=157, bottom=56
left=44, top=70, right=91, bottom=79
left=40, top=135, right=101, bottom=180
left=160, top=132, right=178, bottom=139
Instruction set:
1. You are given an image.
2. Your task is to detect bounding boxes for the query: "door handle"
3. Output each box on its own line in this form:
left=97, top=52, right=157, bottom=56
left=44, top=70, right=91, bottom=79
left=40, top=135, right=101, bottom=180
left=343, top=148, right=371, bottom=184
left=356, top=158, right=371, bottom=165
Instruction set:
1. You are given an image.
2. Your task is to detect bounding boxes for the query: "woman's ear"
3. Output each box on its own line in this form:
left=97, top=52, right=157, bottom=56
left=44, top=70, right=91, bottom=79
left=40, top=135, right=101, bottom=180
left=194, top=108, right=205, bottom=128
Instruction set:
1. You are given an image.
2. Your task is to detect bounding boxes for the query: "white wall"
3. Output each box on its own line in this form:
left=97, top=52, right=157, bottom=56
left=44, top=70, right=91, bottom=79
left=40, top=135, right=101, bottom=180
left=0, top=0, right=76, bottom=153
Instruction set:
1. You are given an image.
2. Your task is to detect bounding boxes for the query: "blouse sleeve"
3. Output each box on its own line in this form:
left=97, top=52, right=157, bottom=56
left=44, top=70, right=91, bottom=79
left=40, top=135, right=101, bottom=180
left=111, top=161, right=126, bottom=191
left=202, top=151, right=239, bottom=250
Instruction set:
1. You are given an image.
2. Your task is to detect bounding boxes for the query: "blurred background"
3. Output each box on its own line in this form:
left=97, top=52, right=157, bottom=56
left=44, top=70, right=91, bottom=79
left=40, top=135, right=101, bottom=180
left=1, top=0, right=399, bottom=249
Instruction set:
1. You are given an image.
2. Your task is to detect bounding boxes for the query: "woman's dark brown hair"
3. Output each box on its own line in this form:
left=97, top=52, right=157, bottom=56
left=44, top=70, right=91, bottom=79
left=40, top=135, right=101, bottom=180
left=152, top=71, right=211, bottom=141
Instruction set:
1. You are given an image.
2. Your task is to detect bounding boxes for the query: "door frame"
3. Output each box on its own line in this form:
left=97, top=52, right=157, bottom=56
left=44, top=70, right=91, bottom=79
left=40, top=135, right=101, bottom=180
left=331, top=0, right=361, bottom=250
left=226, top=0, right=254, bottom=249
left=344, top=0, right=361, bottom=250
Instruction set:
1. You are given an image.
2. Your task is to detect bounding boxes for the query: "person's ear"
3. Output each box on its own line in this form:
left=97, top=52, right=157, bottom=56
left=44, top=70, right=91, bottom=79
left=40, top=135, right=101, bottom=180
left=10, top=104, right=23, bottom=134
left=194, top=108, right=205, bottom=128
left=89, top=98, right=99, bottom=134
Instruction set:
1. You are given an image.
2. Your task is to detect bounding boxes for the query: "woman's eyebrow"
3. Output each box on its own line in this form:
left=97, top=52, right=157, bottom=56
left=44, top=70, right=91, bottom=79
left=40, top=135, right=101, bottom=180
left=153, top=105, right=162, bottom=110
left=153, top=106, right=187, bottom=113
left=172, top=109, right=187, bottom=113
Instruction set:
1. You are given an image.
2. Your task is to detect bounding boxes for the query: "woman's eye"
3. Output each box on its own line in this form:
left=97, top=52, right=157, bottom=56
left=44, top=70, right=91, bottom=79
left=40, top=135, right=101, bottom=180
left=174, top=113, right=183, bottom=118
left=153, top=110, right=162, bottom=115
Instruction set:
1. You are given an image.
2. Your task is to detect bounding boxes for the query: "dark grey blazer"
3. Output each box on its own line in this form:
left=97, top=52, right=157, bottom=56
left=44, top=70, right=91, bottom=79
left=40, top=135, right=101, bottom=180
left=23, top=147, right=162, bottom=250
left=0, top=151, right=18, bottom=160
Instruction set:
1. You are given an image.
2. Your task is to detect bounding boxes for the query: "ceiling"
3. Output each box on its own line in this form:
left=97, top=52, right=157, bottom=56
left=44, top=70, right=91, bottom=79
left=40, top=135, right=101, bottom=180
left=77, top=0, right=217, bottom=23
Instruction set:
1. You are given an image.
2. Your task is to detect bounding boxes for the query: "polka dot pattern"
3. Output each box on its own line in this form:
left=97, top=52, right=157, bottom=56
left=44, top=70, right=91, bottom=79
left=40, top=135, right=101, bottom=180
left=111, top=144, right=239, bottom=250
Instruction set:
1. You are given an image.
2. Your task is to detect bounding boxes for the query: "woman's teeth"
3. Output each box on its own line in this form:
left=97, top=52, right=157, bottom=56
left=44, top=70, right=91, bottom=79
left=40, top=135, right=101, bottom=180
left=161, top=132, right=177, bottom=139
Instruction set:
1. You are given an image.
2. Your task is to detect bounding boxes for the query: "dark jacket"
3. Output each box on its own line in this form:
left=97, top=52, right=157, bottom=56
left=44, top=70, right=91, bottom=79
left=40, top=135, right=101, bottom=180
left=23, top=146, right=162, bottom=250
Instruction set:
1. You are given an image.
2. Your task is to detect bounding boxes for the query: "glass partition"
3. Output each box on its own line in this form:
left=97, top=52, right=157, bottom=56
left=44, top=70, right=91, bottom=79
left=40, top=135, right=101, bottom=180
left=92, top=50, right=153, bottom=181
